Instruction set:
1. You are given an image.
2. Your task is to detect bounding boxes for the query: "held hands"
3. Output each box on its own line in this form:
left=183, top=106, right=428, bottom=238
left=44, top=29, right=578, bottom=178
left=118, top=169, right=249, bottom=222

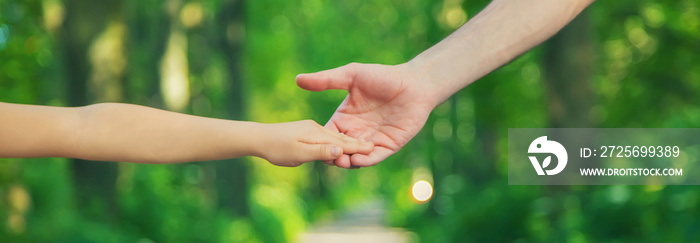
left=296, top=63, right=439, bottom=168
left=255, top=120, right=374, bottom=167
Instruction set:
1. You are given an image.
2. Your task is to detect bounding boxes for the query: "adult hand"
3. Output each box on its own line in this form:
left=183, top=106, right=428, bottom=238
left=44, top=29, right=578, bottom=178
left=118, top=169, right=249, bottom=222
left=296, top=0, right=593, bottom=168
left=296, top=63, right=439, bottom=168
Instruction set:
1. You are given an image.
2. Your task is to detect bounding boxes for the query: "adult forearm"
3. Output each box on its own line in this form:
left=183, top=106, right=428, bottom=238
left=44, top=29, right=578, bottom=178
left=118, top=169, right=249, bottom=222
left=68, top=103, right=259, bottom=163
left=406, top=0, right=594, bottom=106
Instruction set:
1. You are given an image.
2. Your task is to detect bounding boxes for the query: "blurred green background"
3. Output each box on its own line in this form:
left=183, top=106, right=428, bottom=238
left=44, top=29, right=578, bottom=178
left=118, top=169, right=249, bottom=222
left=1, top=0, right=700, bottom=242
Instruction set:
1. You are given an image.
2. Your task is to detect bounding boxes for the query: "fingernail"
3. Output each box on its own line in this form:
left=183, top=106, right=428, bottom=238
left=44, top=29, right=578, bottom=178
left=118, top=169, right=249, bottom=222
left=331, top=146, right=341, bottom=157
left=359, top=138, right=366, bottom=142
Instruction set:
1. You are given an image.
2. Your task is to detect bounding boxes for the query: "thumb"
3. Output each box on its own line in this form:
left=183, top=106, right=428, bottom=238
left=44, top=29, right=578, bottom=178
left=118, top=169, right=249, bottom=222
left=296, top=63, right=357, bottom=91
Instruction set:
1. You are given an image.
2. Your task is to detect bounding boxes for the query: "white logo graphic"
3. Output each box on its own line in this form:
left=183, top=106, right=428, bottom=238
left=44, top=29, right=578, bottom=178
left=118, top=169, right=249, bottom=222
left=528, top=136, right=568, bottom=175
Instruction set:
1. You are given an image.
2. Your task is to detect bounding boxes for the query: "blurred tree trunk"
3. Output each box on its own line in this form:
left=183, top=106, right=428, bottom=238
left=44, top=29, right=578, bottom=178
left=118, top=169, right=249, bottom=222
left=543, top=10, right=594, bottom=128
left=124, top=1, right=169, bottom=106
left=213, top=0, right=249, bottom=216
left=59, top=0, right=122, bottom=220
left=541, top=7, right=594, bottom=210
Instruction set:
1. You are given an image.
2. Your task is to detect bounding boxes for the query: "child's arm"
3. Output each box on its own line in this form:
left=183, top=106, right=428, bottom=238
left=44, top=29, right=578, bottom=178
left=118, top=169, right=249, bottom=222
left=0, top=102, right=373, bottom=166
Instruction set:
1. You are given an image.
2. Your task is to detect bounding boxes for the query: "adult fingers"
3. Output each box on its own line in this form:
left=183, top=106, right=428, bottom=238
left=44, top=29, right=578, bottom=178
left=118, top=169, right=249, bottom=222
left=333, top=154, right=352, bottom=169
left=349, top=146, right=395, bottom=168
left=296, top=63, right=358, bottom=91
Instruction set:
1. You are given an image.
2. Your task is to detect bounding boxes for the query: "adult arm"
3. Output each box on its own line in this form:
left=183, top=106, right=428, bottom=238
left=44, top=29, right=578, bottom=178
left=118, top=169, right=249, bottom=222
left=296, top=0, right=595, bottom=168
left=409, top=0, right=594, bottom=104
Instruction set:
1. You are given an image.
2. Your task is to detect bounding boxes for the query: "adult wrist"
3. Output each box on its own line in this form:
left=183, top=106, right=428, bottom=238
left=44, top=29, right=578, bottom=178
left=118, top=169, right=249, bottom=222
left=398, top=60, right=451, bottom=109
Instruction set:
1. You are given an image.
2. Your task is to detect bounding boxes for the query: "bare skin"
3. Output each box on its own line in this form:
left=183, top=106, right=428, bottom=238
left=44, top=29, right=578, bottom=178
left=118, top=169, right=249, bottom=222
left=0, top=102, right=373, bottom=167
left=296, top=0, right=595, bottom=168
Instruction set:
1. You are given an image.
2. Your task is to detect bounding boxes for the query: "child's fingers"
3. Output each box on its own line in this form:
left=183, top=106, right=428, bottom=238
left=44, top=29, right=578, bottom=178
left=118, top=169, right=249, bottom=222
left=339, top=135, right=374, bottom=154
left=335, top=137, right=373, bottom=155
left=322, top=127, right=369, bottom=146
left=301, top=144, right=343, bottom=162
left=301, top=130, right=374, bottom=155
left=327, top=132, right=374, bottom=154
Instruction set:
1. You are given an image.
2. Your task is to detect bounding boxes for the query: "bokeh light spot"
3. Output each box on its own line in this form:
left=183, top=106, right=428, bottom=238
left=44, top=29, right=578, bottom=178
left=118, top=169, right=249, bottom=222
left=433, top=118, right=453, bottom=141
left=411, top=180, right=433, bottom=203
left=642, top=3, right=665, bottom=28
left=180, top=2, right=204, bottom=29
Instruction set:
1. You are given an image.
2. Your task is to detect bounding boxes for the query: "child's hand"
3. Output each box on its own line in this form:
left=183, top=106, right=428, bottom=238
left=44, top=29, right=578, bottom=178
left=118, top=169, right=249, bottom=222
left=255, top=120, right=374, bottom=167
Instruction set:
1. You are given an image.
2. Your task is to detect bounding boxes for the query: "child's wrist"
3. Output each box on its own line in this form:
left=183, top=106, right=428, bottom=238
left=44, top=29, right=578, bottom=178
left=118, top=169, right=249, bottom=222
left=223, top=121, right=266, bottom=159
left=245, top=122, right=267, bottom=159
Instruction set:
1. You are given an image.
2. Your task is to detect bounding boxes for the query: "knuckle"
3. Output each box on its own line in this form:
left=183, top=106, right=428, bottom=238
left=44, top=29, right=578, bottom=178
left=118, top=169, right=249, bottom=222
left=300, top=120, right=319, bottom=131
left=318, top=144, right=329, bottom=158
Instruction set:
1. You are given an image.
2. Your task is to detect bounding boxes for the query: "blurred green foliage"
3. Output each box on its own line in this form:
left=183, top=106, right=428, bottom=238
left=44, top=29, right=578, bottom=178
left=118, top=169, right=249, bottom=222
left=1, top=0, right=699, bottom=242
